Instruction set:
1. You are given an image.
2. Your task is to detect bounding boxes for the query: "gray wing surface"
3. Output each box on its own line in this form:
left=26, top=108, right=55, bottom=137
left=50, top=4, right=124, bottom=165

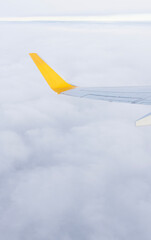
left=62, top=86, right=151, bottom=105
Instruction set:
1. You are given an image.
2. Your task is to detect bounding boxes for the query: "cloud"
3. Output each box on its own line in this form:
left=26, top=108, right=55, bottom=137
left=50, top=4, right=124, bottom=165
left=0, top=21, right=151, bottom=240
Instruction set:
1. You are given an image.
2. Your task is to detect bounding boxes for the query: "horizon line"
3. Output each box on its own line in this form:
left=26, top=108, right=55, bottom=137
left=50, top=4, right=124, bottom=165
left=1, top=14, right=151, bottom=23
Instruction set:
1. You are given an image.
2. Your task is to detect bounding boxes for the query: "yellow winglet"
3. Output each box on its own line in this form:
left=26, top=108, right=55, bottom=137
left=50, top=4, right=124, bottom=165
left=29, top=53, right=76, bottom=94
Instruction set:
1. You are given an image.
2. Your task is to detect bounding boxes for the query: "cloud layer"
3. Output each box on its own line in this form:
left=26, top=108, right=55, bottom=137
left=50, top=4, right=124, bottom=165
left=0, top=22, right=151, bottom=240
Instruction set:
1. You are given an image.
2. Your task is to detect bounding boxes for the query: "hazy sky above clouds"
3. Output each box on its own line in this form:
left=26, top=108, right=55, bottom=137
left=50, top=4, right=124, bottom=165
left=0, top=0, right=151, bottom=17
left=0, top=21, right=151, bottom=240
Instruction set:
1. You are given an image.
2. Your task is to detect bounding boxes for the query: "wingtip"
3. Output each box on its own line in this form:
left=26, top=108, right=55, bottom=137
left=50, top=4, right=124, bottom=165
left=29, top=53, right=39, bottom=59
left=29, top=53, right=35, bottom=56
left=29, top=53, right=76, bottom=94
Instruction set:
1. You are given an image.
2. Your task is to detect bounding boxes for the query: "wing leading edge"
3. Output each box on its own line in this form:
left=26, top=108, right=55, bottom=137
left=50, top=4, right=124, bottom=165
left=29, top=53, right=151, bottom=126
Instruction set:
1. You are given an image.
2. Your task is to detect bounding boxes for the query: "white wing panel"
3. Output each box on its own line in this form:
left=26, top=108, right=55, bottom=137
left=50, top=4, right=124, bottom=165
left=136, top=113, right=151, bottom=126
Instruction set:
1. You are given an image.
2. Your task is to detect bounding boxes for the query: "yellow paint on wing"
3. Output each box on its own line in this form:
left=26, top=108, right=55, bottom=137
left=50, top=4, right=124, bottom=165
left=29, top=53, right=76, bottom=94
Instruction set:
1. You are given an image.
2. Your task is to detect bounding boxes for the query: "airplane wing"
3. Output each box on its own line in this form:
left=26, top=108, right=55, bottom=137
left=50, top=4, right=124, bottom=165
left=29, top=53, right=151, bottom=126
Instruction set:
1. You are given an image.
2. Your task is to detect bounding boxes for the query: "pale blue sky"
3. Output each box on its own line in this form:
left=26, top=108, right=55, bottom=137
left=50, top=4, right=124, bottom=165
left=0, top=0, right=151, bottom=17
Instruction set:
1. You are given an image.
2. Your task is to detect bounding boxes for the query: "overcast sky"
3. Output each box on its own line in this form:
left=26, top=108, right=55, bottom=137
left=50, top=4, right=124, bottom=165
left=1, top=0, right=151, bottom=239
left=0, top=0, right=151, bottom=17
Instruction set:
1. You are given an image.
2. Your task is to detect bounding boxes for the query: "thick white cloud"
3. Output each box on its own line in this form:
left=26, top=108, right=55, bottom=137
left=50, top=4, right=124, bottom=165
left=0, top=22, right=151, bottom=240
